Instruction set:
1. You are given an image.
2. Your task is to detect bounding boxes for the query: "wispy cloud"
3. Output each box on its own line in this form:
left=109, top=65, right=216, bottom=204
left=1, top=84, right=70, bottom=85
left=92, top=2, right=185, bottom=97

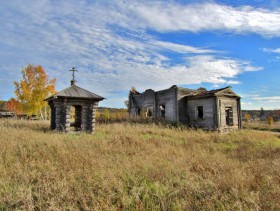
left=0, top=0, right=266, bottom=107
left=240, top=94, right=280, bottom=109
left=152, top=41, right=216, bottom=54
left=262, top=48, right=280, bottom=53
left=226, top=80, right=241, bottom=85
left=241, top=102, right=252, bottom=106
left=84, top=55, right=260, bottom=93
left=129, top=2, right=280, bottom=37
left=250, top=96, right=280, bottom=103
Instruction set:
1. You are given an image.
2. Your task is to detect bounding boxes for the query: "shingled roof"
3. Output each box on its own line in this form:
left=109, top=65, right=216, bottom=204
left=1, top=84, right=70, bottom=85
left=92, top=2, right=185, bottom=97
left=45, top=85, right=105, bottom=101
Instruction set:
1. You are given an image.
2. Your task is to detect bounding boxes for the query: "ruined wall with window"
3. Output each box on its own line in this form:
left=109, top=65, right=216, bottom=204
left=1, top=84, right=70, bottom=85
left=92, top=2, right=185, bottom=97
left=129, top=89, right=156, bottom=118
left=155, top=86, right=177, bottom=121
left=187, top=97, right=216, bottom=130
left=129, top=86, right=177, bottom=121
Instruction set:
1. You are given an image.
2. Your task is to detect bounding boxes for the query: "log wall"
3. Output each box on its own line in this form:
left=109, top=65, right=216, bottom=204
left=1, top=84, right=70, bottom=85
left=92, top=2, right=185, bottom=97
left=48, top=98, right=99, bottom=133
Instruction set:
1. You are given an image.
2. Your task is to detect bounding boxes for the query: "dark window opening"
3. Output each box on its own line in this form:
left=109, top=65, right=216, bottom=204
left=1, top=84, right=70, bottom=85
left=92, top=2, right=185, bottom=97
left=159, top=104, right=165, bottom=118
left=225, top=107, right=233, bottom=126
left=136, top=108, right=141, bottom=117
left=146, top=107, right=153, bottom=118
left=197, top=106, right=203, bottom=119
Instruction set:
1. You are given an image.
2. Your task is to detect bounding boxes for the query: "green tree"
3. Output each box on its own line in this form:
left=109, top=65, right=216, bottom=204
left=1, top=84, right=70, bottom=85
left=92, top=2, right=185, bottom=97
left=260, top=107, right=265, bottom=117
left=14, top=64, right=56, bottom=119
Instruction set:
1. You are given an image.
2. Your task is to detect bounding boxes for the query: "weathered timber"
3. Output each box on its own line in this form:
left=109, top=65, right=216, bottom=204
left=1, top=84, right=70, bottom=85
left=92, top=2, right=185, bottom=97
left=44, top=71, right=104, bottom=133
left=129, top=86, right=241, bottom=132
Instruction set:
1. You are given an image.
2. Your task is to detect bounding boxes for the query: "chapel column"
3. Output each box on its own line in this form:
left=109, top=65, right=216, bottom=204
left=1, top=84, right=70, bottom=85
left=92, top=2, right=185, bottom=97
left=89, top=101, right=98, bottom=133
left=55, top=104, right=63, bottom=131
left=65, top=105, right=71, bottom=133
left=81, top=104, right=89, bottom=131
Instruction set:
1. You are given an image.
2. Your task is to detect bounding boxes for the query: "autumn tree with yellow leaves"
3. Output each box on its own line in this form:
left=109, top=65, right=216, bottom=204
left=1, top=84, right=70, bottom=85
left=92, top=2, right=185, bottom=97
left=244, top=113, right=251, bottom=123
left=14, top=64, right=56, bottom=119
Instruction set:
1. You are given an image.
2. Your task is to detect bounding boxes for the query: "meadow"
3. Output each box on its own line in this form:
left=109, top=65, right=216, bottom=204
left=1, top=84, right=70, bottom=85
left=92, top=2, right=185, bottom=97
left=0, top=120, right=280, bottom=210
left=243, top=120, right=280, bottom=133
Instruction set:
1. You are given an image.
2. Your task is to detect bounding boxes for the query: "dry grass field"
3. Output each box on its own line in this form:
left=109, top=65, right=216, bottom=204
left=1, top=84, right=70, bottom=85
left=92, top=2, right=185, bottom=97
left=0, top=120, right=280, bottom=210
left=243, top=120, right=280, bottom=133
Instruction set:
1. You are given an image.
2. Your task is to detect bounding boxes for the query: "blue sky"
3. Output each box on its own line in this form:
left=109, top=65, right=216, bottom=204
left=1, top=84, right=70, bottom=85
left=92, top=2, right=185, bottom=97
left=1, top=0, right=280, bottom=109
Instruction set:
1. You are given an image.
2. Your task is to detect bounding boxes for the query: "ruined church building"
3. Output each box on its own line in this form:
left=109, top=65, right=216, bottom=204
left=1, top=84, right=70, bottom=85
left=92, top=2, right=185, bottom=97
left=129, top=86, right=241, bottom=132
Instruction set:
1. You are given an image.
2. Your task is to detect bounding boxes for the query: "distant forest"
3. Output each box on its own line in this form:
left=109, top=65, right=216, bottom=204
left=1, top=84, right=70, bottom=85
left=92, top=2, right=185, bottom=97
left=241, top=109, right=270, bottom=118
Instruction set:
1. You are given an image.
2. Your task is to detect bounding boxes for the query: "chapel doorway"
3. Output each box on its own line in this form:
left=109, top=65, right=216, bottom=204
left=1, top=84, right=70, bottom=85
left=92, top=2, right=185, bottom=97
left=70, top=105, right=82, bottom=131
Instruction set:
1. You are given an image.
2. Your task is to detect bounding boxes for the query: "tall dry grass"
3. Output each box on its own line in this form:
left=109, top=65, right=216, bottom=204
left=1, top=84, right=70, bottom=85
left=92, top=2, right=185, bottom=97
left=0, top=119, right=280, bottom=210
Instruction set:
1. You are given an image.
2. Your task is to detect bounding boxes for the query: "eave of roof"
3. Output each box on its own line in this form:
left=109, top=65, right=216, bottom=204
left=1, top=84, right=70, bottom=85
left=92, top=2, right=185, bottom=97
left=45, top=85, right=105, bottom=101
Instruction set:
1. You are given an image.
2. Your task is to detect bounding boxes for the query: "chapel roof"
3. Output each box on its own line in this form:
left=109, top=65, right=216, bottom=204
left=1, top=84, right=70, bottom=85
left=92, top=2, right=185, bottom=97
left=45, top=84, right=105, bottom=101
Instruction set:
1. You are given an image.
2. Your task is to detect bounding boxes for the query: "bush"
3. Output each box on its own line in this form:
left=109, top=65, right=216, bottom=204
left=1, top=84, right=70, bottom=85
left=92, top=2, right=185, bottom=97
left=267, top=116, right=273, bottom=126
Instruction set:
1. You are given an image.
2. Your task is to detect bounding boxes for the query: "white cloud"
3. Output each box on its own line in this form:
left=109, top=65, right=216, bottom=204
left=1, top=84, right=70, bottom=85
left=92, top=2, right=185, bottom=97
left=250, top=96, right=280, bottom=103
left=244, top=65, right=263, bottom=71
left=152, top=41, right=216, bottom=54
left=0, top=0, right=265, bottom=107
left=78, top=55, right=260, bottom=95
left=240, top=94, right=280, bottom=110
left=240, top=94, right=260, bottom=98
left=226, top=80, right=241, bottom=85
left=241, top=102, right=252, bottom=106
left=128, top=2, right=280, bottom=37
left=262, top=48, right=280, bottom=53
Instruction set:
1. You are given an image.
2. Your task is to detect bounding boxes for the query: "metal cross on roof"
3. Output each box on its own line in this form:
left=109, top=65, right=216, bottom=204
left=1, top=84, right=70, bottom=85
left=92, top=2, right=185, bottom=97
left=69, top=67, right=78, bottom=81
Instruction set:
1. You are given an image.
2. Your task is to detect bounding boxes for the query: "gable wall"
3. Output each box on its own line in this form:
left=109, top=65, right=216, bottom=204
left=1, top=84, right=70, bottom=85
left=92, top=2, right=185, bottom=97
left=217, top=97, right=239, bottom=129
